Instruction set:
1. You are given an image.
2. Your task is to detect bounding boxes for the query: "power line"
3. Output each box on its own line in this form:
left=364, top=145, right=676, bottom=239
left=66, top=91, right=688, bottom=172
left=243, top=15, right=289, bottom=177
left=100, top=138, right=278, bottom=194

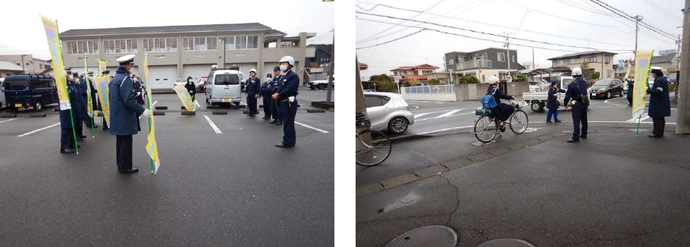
left=356, top=17, right=592, bottom=53
left=588, top=0, right=677, bottom=40
left=356, top=3, right=635, bottom=48
left=638, top=0, right=683, bottom=22
left=357, top=12, right=634, bottom=52
left=356, top=0, right=449, bottom=44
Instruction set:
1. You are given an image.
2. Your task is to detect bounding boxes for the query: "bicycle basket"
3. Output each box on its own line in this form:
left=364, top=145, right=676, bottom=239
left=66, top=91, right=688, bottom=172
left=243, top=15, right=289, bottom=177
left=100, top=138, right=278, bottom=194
left=475, top=108, right=492, bottom=116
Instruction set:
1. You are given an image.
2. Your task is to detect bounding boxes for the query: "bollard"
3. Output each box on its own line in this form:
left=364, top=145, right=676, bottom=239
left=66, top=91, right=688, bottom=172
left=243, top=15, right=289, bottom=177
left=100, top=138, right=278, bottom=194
left=181, top=111, right=196, bottom=116
left=153, top=111, right=166, bottom=116
left=307, top=109, right=325, bottom=113
left=212, top=110, right=228, bottom=115
left=30, top=113, right=47, bottom=117
left=155, top=106, right=168, bottom=110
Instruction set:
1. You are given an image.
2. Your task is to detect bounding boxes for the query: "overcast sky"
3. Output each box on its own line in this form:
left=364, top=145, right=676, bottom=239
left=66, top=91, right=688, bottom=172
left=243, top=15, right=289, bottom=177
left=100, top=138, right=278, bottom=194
left=356, top=0, right=685, bottom=78
left=0, top=0, right=334, bottom=60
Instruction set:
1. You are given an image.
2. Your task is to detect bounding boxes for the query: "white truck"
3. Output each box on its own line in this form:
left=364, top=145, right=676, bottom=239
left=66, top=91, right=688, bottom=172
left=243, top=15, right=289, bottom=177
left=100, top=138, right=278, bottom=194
left=522, top=76, right=590, bottom=112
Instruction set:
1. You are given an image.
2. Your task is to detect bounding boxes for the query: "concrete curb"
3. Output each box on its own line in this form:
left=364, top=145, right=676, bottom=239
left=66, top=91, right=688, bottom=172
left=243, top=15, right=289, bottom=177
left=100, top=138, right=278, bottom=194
left=356, top=126, right=673, bottom=199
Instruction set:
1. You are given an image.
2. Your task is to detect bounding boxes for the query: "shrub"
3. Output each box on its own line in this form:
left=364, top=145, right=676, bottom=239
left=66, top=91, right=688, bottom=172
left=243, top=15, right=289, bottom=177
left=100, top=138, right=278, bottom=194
left=428, top=78, right=440, bottom=85
left=408, top=78, right=421, bottom=86
left=467, top=75, right=480, bottom=84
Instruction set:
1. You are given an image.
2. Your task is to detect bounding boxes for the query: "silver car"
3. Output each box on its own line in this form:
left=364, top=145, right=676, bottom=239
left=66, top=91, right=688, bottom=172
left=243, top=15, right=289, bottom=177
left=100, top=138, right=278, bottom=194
left=364, top=92, right=414, bottom=134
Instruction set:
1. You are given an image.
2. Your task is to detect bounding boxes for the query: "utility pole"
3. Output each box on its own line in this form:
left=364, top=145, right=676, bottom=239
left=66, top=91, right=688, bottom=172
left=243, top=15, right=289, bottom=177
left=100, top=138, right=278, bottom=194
left=21, top=55, right=26, bottom=74
left=326, top=30, right=334, bottom=104
left=532, top=47, right=535, bottom=70
left=634, top=15, right=643, bottom=53
left=677, top=0, right=690, bottom=134
left=505, top=33, right=511, bottom=82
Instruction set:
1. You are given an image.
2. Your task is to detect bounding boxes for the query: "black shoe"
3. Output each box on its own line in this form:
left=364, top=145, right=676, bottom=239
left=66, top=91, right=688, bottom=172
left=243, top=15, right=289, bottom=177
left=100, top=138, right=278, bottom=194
left=567, top=138, right=579, bottom=143
left=76, top=138, right=83, bottom=142
left=118, top=168, right=139, bottom=174
left=60, top=148, right=75, bottom=154
left=555, top=120, right=562, bottom=123
left=275, top=143, right=294, bottom=148
left=275, top=121, right=283, bottom=125
left=262, top=117, right=269, bottom=120
left=648, top=134, right=660, bottom=138
left=269, top=119, right=277, bottom=124
left=70, top=144, right=81, bottom=149
left=103, top=127, right=110, bottom=130
left=79, top=135, right=87, bottom=139
left=580, top=135, right=587, bottom=139
left=90, top=125, right=99, bottom=128
left=499, top=126, right=506, bottom=132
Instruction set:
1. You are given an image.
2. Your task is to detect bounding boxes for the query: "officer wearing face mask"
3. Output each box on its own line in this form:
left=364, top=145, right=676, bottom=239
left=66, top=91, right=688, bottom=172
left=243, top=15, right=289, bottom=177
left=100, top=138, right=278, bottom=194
left=59, top=67, right=80, bottom=153
left=184, top=76, right=197, bottom=102
left=261, top=73, right=273, bottom=120
left=269, top=66, right=282, bottom=125
left=109, top=54, right=151, bottom=174
left=272, top=56, right=299, bottom=148
left=73, top=70, right=87, bottom=140
left=245, top=69, right=260, bottom=117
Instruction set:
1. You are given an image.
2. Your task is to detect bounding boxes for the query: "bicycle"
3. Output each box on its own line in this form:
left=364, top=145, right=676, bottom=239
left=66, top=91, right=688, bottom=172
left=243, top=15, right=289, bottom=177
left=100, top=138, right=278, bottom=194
left=356, top=113, right=392, bottom=166
left=474, top=100, right=529, bottom=143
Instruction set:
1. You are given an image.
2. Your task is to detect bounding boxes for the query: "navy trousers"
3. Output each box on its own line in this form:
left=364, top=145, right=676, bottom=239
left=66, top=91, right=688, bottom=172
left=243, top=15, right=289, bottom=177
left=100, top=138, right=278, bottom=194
left=571, top=103, right=588, bottom=140
left=652, top=117, right=665, bottom=136
left=247, top=95, right=258, bottom=115
left=116, top=135, right=133, bottom=171
left=262, top=94, right=272, bottom=119
left=280, top=99, right=298, bottom=146
left=60, top=128, right=75, bottom=150
left=272, top=98, right=281, bottom=121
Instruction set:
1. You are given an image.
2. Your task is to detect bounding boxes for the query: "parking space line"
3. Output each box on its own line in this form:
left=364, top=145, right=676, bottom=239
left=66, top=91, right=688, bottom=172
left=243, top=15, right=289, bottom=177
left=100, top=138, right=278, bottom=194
left=17, top=122, right=60, bottom=137
left=295, top=121, right=329, bottom=134
left=0, top=118, right=17, bottom=124
left=203, top=115, right=223, bottom=134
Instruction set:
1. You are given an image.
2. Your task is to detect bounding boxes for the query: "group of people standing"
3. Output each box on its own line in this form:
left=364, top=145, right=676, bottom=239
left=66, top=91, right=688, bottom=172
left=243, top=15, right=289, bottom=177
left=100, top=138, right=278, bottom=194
left=59, top=68, right=99, bottom=154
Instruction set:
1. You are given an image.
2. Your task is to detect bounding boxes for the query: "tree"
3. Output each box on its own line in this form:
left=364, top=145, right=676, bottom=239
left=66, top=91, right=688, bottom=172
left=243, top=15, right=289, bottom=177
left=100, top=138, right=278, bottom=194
left=428, top=78, right=440, bottom=85
left=467, top=75, right=480, bottom=84
left=457, top=76, right=468, bottom=84
left=514, top=74, right=527, bottom=82
left=580, top=61, right=595, bottom=80
left=408, top=78, right=421, bottom=86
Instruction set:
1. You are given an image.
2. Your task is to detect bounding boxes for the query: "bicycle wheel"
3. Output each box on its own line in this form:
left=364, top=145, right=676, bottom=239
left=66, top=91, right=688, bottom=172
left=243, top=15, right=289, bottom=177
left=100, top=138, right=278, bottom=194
left=474, top=115, right=497, bottom=143
left=356, top=130, right=392, bottom=166
left=509, top=109, right=529, bottom=134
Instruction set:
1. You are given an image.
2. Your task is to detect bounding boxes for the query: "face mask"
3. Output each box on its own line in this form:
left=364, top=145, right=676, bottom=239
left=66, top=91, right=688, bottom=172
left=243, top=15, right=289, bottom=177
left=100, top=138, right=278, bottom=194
left=280, top=65, right=288, bottom=72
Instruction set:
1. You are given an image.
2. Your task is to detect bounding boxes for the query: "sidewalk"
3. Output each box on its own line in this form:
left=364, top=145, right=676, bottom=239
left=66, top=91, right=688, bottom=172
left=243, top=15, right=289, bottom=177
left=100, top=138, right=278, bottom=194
left=357, top=125, right=690, bottom=247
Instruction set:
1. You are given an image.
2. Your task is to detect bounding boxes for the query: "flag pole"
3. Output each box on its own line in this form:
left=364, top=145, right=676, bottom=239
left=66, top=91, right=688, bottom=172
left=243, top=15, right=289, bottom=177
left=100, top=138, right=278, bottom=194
left=144, top=53, right=154, bottom=173
left=55, top=18, right=79, bottom=154
left=85, top=55, right=94, bottom=138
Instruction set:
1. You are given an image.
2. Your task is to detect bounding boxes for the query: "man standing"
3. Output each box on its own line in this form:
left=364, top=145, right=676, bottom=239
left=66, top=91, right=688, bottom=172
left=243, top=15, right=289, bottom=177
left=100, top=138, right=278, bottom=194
left=564, top=67, right=589, bottom=143
left=647, top=67, right=671, bottom=138
left=273, top=56, right=299, bottom=148
left=261, top=73, right=273, bottom=120
left=269, top=66, right=282, bottom=125
left=60, top=67, right=79, bottom=154
left=109, top=54, right=151, bottom=174
left=73, top=71, right=87, bottom=140
left=245, top=69, right=260, bottom=117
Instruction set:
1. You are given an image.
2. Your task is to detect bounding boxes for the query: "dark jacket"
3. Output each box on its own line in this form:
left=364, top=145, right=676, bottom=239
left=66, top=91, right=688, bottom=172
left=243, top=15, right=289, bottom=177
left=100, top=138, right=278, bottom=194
left=547, top=86, right=566, bottom=110
left=487, top=87, right=514, bottom=121
left=245, top=77, right=261, bottom=97
left=564, top=77, right=588, bottom=106
left=59, top=81, right=81, bottom=129
left=74, top=80, right=87, bottom=118
left=260, top=79, right=273, bottom=97
left=627, top=80, right=634, bottom=99
left=487, top=87, right=513, bottom=105
left=271, top=75, right=281, bottom=93
left=185, top=82, right=196, bottom=96
left=277, top=70, right=299, bottom=101
left=109, top=67, right=146, bottom=136
left=647, top=76, right=671, bottom=118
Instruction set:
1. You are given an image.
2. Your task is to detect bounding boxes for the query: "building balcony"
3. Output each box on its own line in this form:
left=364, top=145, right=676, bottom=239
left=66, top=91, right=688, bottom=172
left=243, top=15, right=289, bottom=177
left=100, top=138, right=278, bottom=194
left=454, top=60, right=492, bottom=71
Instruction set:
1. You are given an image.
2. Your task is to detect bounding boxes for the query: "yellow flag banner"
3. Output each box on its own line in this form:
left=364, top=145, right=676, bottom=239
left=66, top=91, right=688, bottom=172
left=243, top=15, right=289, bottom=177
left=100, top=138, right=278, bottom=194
left=632, top=51, right=653, bottom=119
left=98, top=60, right=107, bottom=75
left=173, top=84, right=195, bottom=112
left=142, top=56, right=160, bottom=174
left=85, top=56, right=94, bottom=118
left=94, top=75, right=110, bottom=125
left=41, top=16, right=70, bottom=110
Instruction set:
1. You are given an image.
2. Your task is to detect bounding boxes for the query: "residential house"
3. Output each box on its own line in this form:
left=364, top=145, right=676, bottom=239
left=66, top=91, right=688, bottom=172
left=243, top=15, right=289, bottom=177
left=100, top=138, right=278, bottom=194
left=305, top=44, right=332, bottom=81
left=651, top=52, right=678, bottom=72
left=444, top=48, right=524, bottom=83
left=390, top=64, right=438, bottom=83
left=0, top=54, right=52, bottom=74
left=548, top=51, right=617, bottom=79
left=0, top=61, right=25, bottom=78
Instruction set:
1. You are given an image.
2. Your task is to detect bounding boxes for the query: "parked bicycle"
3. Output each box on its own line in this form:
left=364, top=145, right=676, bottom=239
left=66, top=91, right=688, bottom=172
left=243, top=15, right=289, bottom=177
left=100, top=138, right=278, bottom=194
left=474, top=100, right=529, bottom=143
left=356, top=113, right=391, bottom=166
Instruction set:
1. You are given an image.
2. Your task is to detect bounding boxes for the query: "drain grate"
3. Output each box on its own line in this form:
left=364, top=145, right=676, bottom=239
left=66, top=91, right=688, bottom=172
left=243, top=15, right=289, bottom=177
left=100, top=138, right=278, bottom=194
left=476, top=238, right=536, bottom=247
left=384, top=225, right=457, bottom=247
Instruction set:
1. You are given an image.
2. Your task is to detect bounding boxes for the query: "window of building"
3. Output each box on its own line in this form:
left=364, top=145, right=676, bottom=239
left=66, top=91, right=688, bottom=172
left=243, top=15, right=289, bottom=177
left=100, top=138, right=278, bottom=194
left=497, top=52, right=506, bottom=62
left=182, top=37, right=217, bottom=51
left=605, top=56, right=610, bottom=63
left=39, top=64, right=43, bottom=69
left=103, top=39, right=137, bottom=54
left=512, top=55, right=515, bottom=63
left=557, top=60, right=563, bottom=66
left=447, top=59, right=454, bottom=65
left=607, top=70, right=612, bottom=77
left=66, top=40, right=99, bottom=55
left=236, top=35, right=247, bottom=49
left=569, top=58, right=577, bottom=65
left=586, top=56, right=597, bottom=63
left=143, top=37, right=178, bottom=52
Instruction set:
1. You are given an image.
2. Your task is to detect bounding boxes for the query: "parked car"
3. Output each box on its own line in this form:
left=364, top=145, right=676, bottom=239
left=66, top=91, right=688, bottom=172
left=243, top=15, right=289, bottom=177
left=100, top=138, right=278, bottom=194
left=589, top=78, right=624, bottom=99
left=205, top=66, right=242, bottom=106
left=309, top=77, right=334, bottom=90
left=4, top=74, right=58, bottom=111
left=0, top=78, right=5, bottom=109
left=364, top=92, right=414, bottom=134
left=522, top=76, right=576, bottom=112
left=197, top=77, right=206, bottom=92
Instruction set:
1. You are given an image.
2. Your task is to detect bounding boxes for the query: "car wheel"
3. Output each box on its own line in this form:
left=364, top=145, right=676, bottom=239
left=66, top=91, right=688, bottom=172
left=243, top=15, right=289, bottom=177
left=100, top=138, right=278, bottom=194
left=388, top=117, right=409, bottom=134
left=619, top=91, right=624, bottom=97
left=34, top=101, right=42, bottom=111
left=310, top=86, right=315, bottom=90
left=606, top=92, right=611, bottom=99
left=530, top=102, right=543, bottom=112
left=319, top=84, right=327, bottom=90
left=233, top=102, right=240, bottom=106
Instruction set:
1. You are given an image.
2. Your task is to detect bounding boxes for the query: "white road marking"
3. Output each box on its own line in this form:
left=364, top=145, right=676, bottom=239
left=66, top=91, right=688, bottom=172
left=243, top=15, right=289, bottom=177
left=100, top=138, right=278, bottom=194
left=416, top=109, right=473, bottom=122
left=0, top=118, right=17, bottom=124
left=562, top=120, right=675, bottom=125
left=436, top=109, right=462, bottom=119
left=416, top=125, right=474, bottom=135
left=295, top=121, right=329, bottom=134
left=203, top=115, right=222, bottom=134
left=17, top=122, right=60, bottom=137
left=413, top=112, right=434, bottom=119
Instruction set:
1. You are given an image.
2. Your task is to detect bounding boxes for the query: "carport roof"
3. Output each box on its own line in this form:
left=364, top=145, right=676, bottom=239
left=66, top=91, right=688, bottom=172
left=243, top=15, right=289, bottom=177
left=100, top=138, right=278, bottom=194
left=0, top=61, right=24, bottom=71
left=60, top=23, right=285, bottom=37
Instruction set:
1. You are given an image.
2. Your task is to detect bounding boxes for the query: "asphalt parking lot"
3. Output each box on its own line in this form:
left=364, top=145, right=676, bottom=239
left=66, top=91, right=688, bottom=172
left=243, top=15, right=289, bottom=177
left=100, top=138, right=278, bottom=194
left=0, top=91, right=333, bottom=246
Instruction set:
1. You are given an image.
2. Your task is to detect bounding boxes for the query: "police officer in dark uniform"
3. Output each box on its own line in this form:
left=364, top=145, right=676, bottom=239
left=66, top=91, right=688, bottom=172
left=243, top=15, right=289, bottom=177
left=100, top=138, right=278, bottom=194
left=245, top=69, right=260, bottom=117
left=269, top=66, right=282, bottom=125
left=647, top=67, right=671, bottom=138
left=260, top=73, right=273, bottom=120
left=81, top=72, right=99, bottom=128
left=273, top=56, right=299, bottom=148
left=101, top=69, right=111, bottom=130
left=71, top=71, right=87, bottom=140
left=60, top=67, right=80, bottom=154
left=131, top=74, right=145, bottom=105
left=564, top=67, right=589, bottom=143
left=109, top=54, right=151, bottom=174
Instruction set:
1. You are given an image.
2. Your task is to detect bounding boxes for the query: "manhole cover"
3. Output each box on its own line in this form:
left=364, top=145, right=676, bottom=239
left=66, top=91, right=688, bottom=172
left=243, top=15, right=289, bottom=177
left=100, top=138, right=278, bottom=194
left=476, top=238, right=535, bottom=247
left=384, top=225, right=457, bottom=247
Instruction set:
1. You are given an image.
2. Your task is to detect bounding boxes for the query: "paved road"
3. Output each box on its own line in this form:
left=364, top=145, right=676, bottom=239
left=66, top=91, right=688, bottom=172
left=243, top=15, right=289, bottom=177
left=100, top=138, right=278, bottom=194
left=357, top=125, right=690, bottom=247
left=0, top=92, right=333, bottom=246
left=357, top=94, right=680, bottom=185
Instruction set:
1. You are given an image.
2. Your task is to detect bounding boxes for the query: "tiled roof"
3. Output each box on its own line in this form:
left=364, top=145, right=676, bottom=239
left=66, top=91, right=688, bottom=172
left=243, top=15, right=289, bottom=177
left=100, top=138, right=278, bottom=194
left=61, top=23, right=283, bottom=37
left=548, top=51, right=617, bottom=60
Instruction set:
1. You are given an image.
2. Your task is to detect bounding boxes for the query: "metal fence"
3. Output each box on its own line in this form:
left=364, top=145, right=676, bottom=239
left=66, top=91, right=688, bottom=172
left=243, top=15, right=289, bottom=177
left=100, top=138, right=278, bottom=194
left=403, top=84, right=455, bottom=94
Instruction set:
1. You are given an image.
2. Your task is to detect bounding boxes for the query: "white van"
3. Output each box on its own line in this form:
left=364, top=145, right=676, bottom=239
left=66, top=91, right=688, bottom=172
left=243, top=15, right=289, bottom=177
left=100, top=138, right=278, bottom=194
left=205, top=66, right=244, bottom=106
